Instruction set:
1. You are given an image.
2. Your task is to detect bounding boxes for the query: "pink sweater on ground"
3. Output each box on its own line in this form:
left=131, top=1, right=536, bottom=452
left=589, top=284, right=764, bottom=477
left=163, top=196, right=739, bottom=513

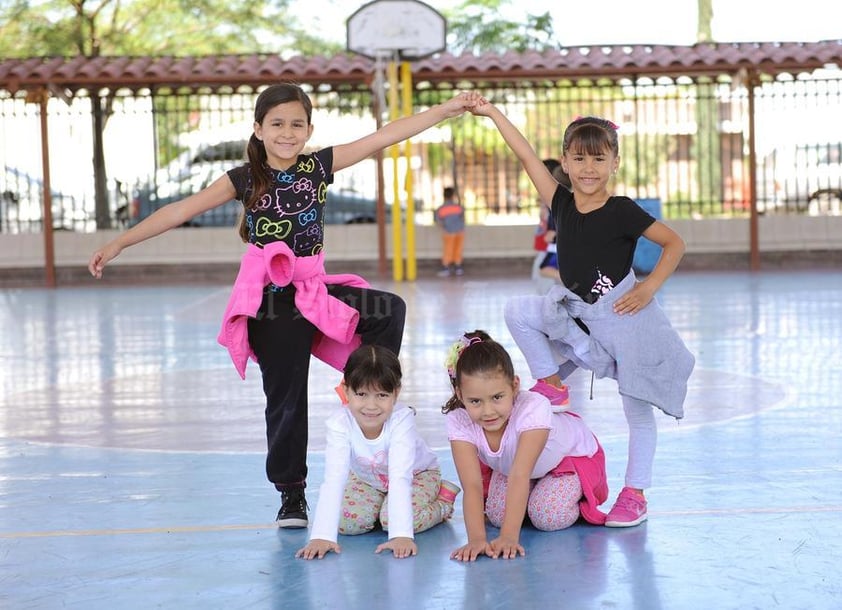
left=217, top=241, right=369, bottom=379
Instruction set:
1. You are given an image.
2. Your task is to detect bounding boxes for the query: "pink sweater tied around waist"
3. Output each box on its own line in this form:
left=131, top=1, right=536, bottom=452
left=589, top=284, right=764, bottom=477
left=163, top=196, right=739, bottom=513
left=217, top=242, right=369, bottom=379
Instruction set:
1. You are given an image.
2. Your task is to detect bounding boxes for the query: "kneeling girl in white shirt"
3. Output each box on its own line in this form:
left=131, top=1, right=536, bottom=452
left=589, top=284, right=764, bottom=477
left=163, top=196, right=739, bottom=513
left=296, top=344, right=460, bottom=560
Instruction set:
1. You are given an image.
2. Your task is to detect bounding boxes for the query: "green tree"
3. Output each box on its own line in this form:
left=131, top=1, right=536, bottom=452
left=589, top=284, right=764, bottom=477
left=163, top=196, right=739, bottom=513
left=694, top=0, right=720, bottom=213
left=442, top=0, right=557, bottom=54
left=697, top=0, right=713, bottom=43
left=0, top=0, right=334, bottom=228
left=0, top=0, right=331, bottom=57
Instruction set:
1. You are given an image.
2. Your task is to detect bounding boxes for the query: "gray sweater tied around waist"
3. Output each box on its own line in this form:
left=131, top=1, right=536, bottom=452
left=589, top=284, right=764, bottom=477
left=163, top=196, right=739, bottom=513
left=542, top=271, right=695, bottom=419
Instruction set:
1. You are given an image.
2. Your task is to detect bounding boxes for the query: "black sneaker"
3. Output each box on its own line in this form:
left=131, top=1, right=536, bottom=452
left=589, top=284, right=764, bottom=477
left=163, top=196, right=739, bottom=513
left=276, top=488, right=308, bottom=528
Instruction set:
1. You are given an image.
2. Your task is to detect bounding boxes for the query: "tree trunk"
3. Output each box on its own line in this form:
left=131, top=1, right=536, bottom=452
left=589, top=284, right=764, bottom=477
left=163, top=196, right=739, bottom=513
left=697, top=0, right=713, bottom=42
left=91, top=93, right=111, bottom=229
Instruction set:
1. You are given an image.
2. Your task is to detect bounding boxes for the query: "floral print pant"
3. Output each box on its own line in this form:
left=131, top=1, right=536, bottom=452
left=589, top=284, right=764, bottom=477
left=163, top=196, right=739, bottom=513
left=339, top=469, right=453, bottom=536
left=485, top=470, right=582, bottom=531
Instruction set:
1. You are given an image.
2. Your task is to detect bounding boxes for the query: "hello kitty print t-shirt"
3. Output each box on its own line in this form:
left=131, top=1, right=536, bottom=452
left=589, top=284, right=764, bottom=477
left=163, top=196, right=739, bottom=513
left=551, top=188, right=655, bottom=303
left=227, top=147, right=334, bottom=256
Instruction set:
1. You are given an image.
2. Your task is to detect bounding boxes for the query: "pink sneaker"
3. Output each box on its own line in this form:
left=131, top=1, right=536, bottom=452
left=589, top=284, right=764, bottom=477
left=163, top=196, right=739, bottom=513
left=529, top=379, right=569, bottom=406
left=605, top=487, right=648, bottom=527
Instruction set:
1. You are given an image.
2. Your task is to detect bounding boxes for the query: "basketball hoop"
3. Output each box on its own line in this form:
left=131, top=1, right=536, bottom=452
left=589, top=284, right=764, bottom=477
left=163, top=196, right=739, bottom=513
left=345, top=0, right=447, bottom=282
left=346, top=0, right=446, bottom=61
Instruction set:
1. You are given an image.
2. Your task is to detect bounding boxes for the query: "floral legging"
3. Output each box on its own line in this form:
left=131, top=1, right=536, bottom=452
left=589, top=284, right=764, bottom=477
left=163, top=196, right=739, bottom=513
left=485, top=470, right=582, bottom=531
left=339, top=469, right=452, bottom=535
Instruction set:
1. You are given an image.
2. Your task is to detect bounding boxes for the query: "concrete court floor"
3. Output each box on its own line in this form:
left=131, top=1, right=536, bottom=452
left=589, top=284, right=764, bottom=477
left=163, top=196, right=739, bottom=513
left=1, top=267, right=841, bottom=609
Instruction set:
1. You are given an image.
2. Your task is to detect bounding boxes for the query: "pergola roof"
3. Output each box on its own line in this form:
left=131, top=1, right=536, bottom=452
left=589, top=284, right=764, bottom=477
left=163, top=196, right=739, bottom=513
left=1, top=40, right=840, bottom=95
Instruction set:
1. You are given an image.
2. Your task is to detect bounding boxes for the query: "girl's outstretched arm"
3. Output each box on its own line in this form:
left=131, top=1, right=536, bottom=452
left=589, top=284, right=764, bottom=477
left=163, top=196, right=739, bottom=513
left=470, top=98, right=558, bottom=208
left=489, top=428, right=548, bottom=559
left=449, top=440, right=493, bottom=562
left=331, top=91, right=480, bottom=172
left=88, top=175, right=237, bottom=279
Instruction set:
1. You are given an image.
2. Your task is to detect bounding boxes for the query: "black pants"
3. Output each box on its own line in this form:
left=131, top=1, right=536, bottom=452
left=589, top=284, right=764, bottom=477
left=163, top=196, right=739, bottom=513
left=246, top=284, right=406, bottom=492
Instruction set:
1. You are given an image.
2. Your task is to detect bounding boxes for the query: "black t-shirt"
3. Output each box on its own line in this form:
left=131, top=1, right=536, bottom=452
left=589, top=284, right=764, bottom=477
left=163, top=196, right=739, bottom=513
left=227, top=148, right=334, bottom=255
left=551, top=187, right=655, bottom=302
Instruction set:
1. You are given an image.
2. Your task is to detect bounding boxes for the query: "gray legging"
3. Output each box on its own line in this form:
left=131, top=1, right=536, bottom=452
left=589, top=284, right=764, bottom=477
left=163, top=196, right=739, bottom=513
left=504, top=294, right=656, bottom=490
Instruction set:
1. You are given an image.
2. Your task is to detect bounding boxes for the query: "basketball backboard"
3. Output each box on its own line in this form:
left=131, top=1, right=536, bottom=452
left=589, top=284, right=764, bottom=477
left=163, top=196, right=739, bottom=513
left=346, top=0, right=446, bottom=60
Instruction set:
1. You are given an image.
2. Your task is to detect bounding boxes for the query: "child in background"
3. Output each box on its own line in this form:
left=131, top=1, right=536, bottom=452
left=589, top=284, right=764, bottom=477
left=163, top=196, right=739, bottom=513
left=296, top=345, right=460, bottom=560
left=434, top=186, right=466, bottom=276
left=532, top=203, right=556, bottom=290
left=532, top=158, right=571, bottom=293
left=443, top=330, right=608, bottom=562
left=471, top=99, right=695, bottom=528
left=89, top=83, right=477, bottom=528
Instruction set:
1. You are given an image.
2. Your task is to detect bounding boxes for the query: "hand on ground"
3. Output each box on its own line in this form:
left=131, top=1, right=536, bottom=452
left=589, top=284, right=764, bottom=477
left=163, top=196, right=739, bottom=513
left=295, top=539, right=341, bottom=560
left=375, top=536, right=417, bottom=559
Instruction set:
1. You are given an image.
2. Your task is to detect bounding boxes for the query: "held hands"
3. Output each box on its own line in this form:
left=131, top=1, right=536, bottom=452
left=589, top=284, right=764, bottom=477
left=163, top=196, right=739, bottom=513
left=613, top=280, right=656, bottom=315
left=375, top=536, right=417, bottom=559
left=441, top=91, right=485, bottom=118
left=295, top=539, right=342, bottom=560
left=466, top=94, right=493, bottom=117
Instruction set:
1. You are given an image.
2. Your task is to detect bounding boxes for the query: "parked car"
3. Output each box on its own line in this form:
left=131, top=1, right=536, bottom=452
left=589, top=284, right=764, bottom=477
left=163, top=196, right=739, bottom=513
left=1, top=166, right=88, bottom=232
left=758, top=142, right=842, bottom=215
left=128, top=140, right=380, bottom=227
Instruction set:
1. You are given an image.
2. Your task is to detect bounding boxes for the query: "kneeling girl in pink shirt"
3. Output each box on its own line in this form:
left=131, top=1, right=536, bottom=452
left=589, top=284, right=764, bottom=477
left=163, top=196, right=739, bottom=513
left=443, top=330, right=608, bottom=562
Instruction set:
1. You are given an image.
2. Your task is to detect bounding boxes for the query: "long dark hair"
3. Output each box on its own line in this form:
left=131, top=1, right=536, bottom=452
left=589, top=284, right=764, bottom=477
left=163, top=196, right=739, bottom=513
left=441, top=330, right=515, bottom=414
left=343, top=345, right=403, bottom=394
left=237, top=82, right=313, bottom=242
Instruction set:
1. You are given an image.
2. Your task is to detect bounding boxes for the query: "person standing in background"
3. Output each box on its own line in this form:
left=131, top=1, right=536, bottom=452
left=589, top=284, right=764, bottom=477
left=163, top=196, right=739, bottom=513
left=434, top=186, right=466, bottom=277
left=532, top=158, right=571, bottom=293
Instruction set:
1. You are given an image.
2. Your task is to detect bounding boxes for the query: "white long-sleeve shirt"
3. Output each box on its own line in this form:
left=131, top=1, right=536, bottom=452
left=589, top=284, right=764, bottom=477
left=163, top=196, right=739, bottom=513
left=309, top=404, right=440, bottom=542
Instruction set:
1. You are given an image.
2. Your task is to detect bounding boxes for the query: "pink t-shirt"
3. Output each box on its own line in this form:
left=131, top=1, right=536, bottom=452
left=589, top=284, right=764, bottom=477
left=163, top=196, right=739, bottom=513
left=446, top=390, right=597, bottom=478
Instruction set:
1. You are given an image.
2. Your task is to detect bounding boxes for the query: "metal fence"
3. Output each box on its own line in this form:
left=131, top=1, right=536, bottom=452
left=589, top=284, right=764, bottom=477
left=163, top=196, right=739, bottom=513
left=1, top=71, right=840, bottom=234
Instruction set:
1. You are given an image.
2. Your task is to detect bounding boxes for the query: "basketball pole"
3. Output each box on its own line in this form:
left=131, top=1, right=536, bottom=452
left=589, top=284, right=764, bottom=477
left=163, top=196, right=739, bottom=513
left=371, top=53, right=389, bottom=277
left=388, top=60, right=419, bottom=283
left=401, top=61, right=417, bottom=281
left=387, top=59, right=404, bottom=282
left=345, top=0, right=448, bottom=282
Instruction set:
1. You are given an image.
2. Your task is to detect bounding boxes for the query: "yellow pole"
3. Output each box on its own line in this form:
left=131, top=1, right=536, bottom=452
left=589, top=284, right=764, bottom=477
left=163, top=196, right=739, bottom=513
left=401, top=61, right=416, bottom=281
left=387, top=61, right=403, bottom=281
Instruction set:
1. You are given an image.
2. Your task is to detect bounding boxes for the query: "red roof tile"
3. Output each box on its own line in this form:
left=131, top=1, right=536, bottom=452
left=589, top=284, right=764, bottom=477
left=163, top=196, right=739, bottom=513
left=1, top=40, right=839, bottom=95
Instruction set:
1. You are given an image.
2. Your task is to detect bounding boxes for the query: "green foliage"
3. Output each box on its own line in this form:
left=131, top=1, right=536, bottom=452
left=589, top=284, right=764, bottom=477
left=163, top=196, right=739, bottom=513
left=150, top=93, right=204, bottom=166
left=0, top=0, right=76, bottom=56
left=0, top=0, right=328, bottom=57
left=442, top=0, right=557, bottom=54
left=694, top=84, right=722, bottom=207
left=0, top=0, right=559, bottom=59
